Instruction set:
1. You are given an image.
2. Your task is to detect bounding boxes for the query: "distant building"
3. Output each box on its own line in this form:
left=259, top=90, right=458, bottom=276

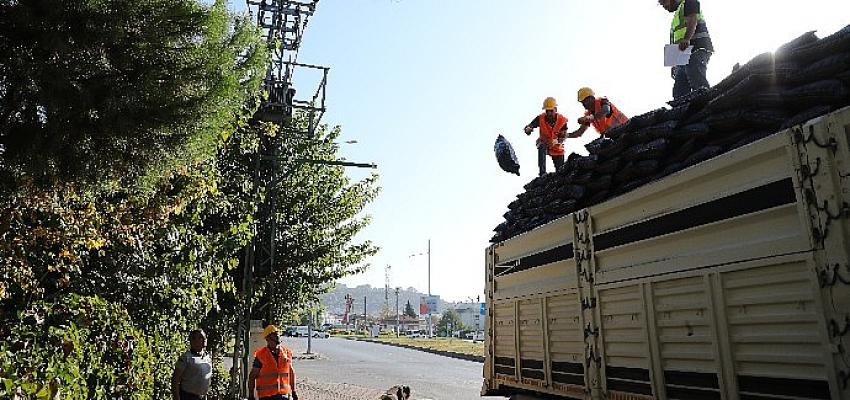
left=322, top=312, right=342, bottom=326
left=377, top=314, right=419, bottom=333
left=452, top=302, right=484, bottom=332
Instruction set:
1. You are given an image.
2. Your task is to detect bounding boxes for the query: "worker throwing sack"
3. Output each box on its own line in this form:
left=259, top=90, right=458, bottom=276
left=524, top=97, right=568, bottom=176
left=568, top=87, right=629, bottom=138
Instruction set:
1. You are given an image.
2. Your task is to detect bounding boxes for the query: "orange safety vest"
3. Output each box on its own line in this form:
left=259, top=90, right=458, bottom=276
left=538, top=113, right=568, bottom=156
left=254, top=346, right=294, bottom=398
left=584, top=98, right=628, bottom=135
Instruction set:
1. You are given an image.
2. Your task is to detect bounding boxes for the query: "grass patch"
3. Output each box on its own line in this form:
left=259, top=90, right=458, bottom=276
left=367, top=336, right=485, bottom=358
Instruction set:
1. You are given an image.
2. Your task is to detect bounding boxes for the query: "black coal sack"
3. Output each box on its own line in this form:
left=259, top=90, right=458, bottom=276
left=494, top=134, right=521, bottom=176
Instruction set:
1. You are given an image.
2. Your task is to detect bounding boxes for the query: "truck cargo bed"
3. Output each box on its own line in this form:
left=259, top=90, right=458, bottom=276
left=483, top=106, right=850, bottom=400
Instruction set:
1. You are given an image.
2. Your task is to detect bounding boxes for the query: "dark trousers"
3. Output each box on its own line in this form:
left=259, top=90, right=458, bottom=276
left=260, top=395, right=290, bottom=400
left=673, top=48, right=711, bottom=99
left=179, top=390, right=205, bottom=400
left=537, top=144, right=565, bottom=176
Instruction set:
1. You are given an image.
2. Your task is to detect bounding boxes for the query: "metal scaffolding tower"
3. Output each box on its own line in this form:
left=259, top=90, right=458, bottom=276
left=247, top=0, right=327, bottom=130
left=233, top=1, right=326, bottom=397
left=233, top=1, right=376, bottom=396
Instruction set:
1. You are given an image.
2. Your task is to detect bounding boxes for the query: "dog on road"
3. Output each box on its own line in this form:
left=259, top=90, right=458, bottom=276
left=379, top=385, right=410, bottom=400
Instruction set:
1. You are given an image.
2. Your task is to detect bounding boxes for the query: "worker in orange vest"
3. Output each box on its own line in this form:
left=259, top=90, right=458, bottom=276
left=568, top=87, right=629, bottom=138
left=248, top=325, right=298, bottom=400
left=524, top=97, right=568, bottom=176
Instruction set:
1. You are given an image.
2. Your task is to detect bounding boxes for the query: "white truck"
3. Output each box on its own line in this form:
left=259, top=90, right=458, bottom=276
left=483, top=106, right=850, bottom=400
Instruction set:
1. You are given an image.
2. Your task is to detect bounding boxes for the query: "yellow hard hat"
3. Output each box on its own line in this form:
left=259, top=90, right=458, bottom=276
left=577, top=87, right=595, bottom=102
left=262, top=325, right=279, bottom=338
left=542, top=97, right=558, bottom=110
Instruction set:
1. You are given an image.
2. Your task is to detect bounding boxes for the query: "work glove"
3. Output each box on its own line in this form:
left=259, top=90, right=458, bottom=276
left=556, top=132, right=566, bottom=142
left=578, top=116, right=592, bottom=126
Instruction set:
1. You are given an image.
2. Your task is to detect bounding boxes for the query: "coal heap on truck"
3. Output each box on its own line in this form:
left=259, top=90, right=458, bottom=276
left=491, top=25, right=850, bottom=244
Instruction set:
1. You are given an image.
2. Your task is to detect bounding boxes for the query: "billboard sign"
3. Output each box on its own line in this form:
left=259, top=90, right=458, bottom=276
left=420, top=295, right=440, bottom=315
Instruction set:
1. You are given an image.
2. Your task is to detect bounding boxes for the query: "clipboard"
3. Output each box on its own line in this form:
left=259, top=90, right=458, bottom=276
left=664, top=44, right=692, bottom=66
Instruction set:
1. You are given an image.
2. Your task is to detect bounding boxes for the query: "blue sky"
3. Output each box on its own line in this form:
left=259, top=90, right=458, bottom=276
left=229, top=0, right=849, bottom=302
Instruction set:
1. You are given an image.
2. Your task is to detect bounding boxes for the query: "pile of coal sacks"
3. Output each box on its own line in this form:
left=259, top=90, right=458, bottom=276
left=492, top=25, right=850, bottom=243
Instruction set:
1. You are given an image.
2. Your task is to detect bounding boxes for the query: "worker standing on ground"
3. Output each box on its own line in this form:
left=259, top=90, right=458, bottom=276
left=171, top=329, right=212, bottom=400
left=524, top=97, right=568, bottom=176
left=568, top=87, right=629, bottom=138
left=248, top=325, right=298, bottom=400
left=658, top=0, right=714, bottom=99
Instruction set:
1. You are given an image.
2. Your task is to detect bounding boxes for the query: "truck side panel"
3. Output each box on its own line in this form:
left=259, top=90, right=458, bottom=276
left=590, top=131, right=807, bottom=286
left=596, top=254, right=828, bottom=400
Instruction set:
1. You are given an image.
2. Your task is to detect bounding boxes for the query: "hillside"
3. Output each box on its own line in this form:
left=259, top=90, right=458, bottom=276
left=320, top=283, right=452, bottom=317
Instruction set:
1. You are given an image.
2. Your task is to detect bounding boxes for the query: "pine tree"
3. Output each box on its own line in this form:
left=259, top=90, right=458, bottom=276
left=0, top=0, right=268, bottom=189
left=404, top=300, right=417, bottom=317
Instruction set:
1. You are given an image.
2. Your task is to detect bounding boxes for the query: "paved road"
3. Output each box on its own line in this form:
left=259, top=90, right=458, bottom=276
left=281, top=336, right=504, bottom=400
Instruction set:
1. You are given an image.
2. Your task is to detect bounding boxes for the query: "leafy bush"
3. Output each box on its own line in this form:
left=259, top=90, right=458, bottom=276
left=0, top=294, right=154, bottom=399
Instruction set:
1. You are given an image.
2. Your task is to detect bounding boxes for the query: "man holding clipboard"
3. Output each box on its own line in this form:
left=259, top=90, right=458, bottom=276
left=659, top=0, right=714, bottom=99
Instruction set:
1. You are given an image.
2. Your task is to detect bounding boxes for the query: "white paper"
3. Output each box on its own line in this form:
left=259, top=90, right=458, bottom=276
left=664, top=44, right=692, bottom=66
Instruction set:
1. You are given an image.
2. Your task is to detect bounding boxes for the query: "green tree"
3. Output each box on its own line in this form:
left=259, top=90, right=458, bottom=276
left=435, top=308, right=467, bottom=337
left=0, top=2, right=383, bottom=399
left=230, top=113, right=381, bottom=321
left=404, top=300, right=417, bottom=317
left=0, top=0, right=268, bottom=190
left=0, top=0, right=268, bottom=396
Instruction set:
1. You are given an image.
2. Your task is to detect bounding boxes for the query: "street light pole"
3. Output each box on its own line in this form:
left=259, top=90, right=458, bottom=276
left=307, top=307, right=313, bottom=355
left=427, top=239, right=431, bottom=338
left=395, top=287, right=400, bottom=337
left=427, top=239, right=431, bottom=296
left=410, top=240, right=433, bottom=337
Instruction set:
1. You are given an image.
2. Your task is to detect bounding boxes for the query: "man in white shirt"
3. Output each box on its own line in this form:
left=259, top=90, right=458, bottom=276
left=171, top=329, right=213, bottom=400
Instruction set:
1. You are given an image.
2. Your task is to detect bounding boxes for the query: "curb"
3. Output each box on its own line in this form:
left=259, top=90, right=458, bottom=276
left=346, top=337, right=485, bottom=363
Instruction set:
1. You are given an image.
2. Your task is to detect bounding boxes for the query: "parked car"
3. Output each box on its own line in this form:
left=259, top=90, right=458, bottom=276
left=328, top=328, right=351, bottom=335
left=405, top=330, right=424, bottom=339
left=292, top=326, right=310, bottom=337
left=311, top=330, right=329, bottom=339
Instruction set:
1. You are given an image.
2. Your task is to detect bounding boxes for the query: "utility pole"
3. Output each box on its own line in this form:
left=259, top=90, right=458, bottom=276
left=427, top=239, right=432, bottom=337
left=384, top=265, right=391, bottom=316
left=306, top=307, right=313, bottom=355
left=234, top=1, right=323, bottom=397
left=363, top=295, right=367, bottom=334
left=395, top=287, right=400, bottom=337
